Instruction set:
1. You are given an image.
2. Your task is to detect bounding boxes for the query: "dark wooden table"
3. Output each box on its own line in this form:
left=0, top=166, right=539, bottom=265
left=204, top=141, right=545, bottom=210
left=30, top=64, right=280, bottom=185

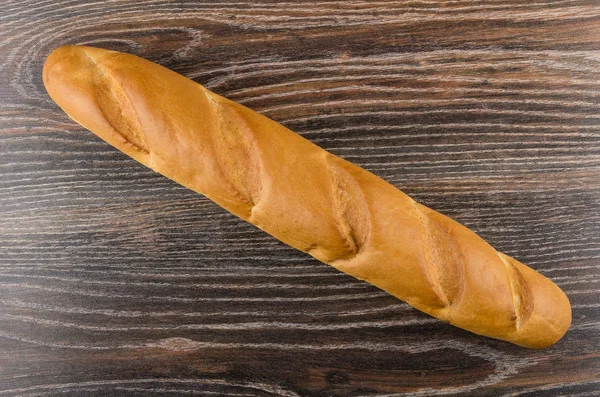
left=1, top=1, right=599, bottom=396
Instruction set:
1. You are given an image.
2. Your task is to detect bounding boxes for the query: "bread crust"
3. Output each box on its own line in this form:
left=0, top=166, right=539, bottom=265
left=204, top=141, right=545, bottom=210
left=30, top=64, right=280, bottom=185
left=43, top=45, right=572, bottom=348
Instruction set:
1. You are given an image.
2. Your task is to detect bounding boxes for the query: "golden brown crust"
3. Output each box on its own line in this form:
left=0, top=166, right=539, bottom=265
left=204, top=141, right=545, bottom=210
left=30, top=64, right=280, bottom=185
left=43, top=45, right=572, bottom=348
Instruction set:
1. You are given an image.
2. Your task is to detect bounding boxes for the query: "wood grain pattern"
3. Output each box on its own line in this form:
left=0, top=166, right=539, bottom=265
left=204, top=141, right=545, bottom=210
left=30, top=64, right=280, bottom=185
left=1, top=0, right=599, bottom=395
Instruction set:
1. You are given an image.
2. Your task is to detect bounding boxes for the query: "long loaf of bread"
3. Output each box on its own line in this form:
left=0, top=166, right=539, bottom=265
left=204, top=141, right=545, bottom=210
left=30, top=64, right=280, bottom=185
left=43, top=45, right=571, bottom=348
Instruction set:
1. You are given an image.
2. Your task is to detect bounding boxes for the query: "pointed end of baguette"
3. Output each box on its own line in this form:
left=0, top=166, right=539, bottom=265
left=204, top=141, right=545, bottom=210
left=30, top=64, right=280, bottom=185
left=43, top=45, right=150, bottom=163
left=506, top=259, right=572, bottom=349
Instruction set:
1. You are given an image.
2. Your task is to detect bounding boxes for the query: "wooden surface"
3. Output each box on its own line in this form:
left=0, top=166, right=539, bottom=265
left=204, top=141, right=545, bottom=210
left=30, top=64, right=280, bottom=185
left=1, top=0, right=599, bottom=395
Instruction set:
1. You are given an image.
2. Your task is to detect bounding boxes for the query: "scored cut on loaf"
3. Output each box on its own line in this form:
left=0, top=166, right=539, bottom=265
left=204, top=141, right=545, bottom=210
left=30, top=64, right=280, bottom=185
left=42, top=45, right=571, bottom=349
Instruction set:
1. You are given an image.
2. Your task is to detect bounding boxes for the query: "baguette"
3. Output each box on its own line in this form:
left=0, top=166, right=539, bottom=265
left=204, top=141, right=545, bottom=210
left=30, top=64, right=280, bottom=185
left=42, top=45, right=571, bottom=348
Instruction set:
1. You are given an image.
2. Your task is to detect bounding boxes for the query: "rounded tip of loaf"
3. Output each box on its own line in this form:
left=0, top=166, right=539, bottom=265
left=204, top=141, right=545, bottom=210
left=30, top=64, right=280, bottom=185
left=43, top=45, right=108, bottom=105
left=507, top=261, right=572, bottom=349
left=42, top=45, right=149, bottom=163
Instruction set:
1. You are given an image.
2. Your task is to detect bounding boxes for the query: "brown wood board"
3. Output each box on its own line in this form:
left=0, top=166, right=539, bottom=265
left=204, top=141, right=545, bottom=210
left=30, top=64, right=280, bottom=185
left=0, top=1, right=599, bottom=396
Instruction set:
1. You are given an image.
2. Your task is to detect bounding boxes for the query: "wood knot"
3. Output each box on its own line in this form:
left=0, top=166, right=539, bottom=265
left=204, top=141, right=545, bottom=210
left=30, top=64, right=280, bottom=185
left=152, top=337, right=202, bottom=352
